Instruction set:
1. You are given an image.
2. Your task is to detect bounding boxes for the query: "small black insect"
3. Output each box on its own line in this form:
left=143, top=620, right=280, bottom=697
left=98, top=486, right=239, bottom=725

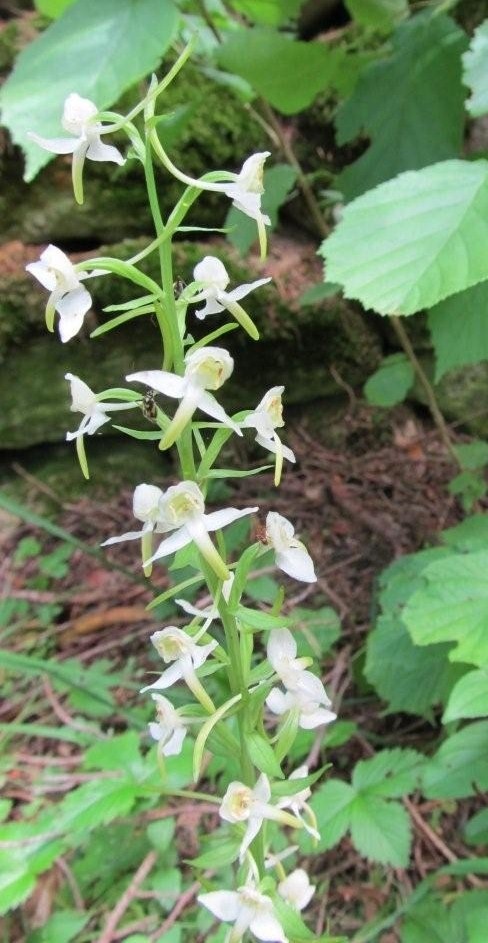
left=142, top=389, right=158, bottom=422
left=173, top=276, right=186, bottom=299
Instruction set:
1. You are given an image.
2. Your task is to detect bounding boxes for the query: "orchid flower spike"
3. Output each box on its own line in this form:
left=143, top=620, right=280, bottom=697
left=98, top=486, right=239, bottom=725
left=65, top=374, right=134, bottom=479
left=278, top=869, right=315, bottom=912
left=220, top=774, right=302, bottom=862
left=175, top=573, right=234, bottom=631
left=29, top=93, right=125, bottom=204
left=127, top=346, right=241, bottom=450
left=101, top=483, right=168, bottom=575
left=148, top=693, right=189, bottom=757
left=141, top=626, right=217, bottom=712
left=145, top=480, right=258, bottom=582
left=241, top=387, right=295, bottom=485
left=26, top=245, right=95, bottom=342
left=199, top=879, right=288, bottom=943
left=278, top=766, right=321, bottom=842
left=265, top=512, right=316, bottom=583
left=222, top=152, right=271, bottom=258
left=189, top=256, right=271, bottom=340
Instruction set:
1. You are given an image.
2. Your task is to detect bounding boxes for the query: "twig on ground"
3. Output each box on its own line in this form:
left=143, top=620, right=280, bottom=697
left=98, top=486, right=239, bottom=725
left=96, top=850, right=158, bottom=943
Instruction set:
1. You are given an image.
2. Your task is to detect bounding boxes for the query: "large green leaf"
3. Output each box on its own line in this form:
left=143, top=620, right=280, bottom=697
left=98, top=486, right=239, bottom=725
left=217, top=27, right=343, bottom=114
left=336, top=13, right=467, bottom=200
left=345, top=0, right=407, bottom=30
left=321, top=159, right=488, bottom=316
left=311, top=779, right=356, bottom=850
left=428, top=281, right=488, bottom=380
left=422, top=721, right=488, bottom=798
left=401, top=899, right=463, bottom=943
left=443, top=669, right=488, bottom=722
left=229, top=0, right=303, bottom=25
left=352, top=748, right=424, bottom=798
left=463, top=19, right=488, bottom=117
left=402, top=550, right=488, bottom=667
left=350, top=794, right=411, bottom=868
left=0, top=0, right=179, bottom=181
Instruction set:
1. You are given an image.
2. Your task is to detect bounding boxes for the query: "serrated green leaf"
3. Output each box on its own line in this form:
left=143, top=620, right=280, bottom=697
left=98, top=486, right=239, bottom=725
left=350, top=793, right=411, bottom=867
left=401, top=899, right=462, bottom=943
left=336, top=13, right=467, bottom=200
left=0, top=852, right=35, bottom=916
left=310, top=779, right=355, bottom=850
left=352, top=748, right=424, bottom=797
left=442, top=514, right=488, bottom=552
left=217, top=28, right=343, bottom=114
left=35, top=0, right=75, bottom=16
left=321, top=159, right=488, bottom=316
left=443, top=669, right=488, bottom=722
left=454, top=441, right=488, bottom=471
left=463, top=19, right=488, bottom=117
left=28, top=910, right=89, bottom=943
left=421, top=721, right=488, bottom=798
left=190, top=833, right=241, bottom=869
left=229, top=0, right=303, bottom=26
left=365, top=614, right=462, bottom=717
left=84, top=731, right=142, bottom=773
left=1, top=0, right=178, bottom=181
left=364, top=354, right=414, bottom=406
left=403, top=550, right=488, bottom=666
left=56, top=778, right=138, bottom=833
left=428, top=280, right=488, bottom=380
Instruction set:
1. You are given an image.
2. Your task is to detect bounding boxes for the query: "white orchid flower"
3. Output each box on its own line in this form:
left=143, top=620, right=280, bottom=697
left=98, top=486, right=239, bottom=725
left=199, top=879, right=287, bottom=943
left=101, top=483, right=168, bottom=575
left=145, top=480, right=258, bottom=582
left=266, top=684, right=336, bottom=731
left=29, top=93, right=125, bottom=204
left=189, top=255, right=271, bottom=340
left=278, top=869, right=315, bottom=911
left=267, top=629, right=316, bottom=693
left=26, top=244, right=95, bottom=342
left=65, top=373, right=132, bottom=440
left=141, top=625, right=217, bottom=712
left=175, top=573, right=234, bottom=631
left=64, top=373, right=134, bottom=480
left=277, top=766, right=320, bottom=842
left=222, top=152, right=272, bottom=258
left=127, top=346, right=241, bottom=450
left=220, top=774, right=302, bottom=862
left=148, top=693, right=189, bottom=757
left=265, top=512, right=316, bottom=583
left=241, top=387, right=295, bottom=485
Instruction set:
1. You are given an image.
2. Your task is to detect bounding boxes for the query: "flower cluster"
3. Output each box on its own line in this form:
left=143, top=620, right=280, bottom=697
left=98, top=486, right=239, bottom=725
left=27, top=78, right=338, bottom=943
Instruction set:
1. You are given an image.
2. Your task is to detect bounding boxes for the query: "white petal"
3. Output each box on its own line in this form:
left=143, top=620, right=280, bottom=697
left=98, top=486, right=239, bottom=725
left=299, top=707, right=337, bottom=730
left=275, top=548, right=316, bottom=583
left=162, top=725, right=187, bottom=756
left=86, top=137, right=125, bottom=165
left=255, top=434, right=295, bottom=463
left=140, top=662, right=183, bottom=692
left=56, top=284, right=92, bottom=319
left=126, top=370, right=185, bottom=399
left=101, top=529, right=145, bottom=545
left=133, top=484, right=164, bottom=523
left=197, top=390, right=241, bottom=432
left=194, top=256, right=229, bottom=291
left=65, top=373, right=96, bottom=413
left=203, top=506, right=258, bottom=533
left=253, top=773, right=271, bottom=803
left=148, top=527, right=191, bottom=564
left=250, top=910, right=287, bottom=942
left=278, top=869, right=314, bottom=911
left=268, top=628, right=297, bottom=667
left=58, top=311, right=86, bottom=343
left=266, top=687, right=290, bottom=716
left=148, top=721, right=162, bottom=741
left=295, top=671, right=331, bottom=706
left=28, top=132, right=78, bottom=155
left=240, top=814, right=264, bottom=860
left=198, top=891, right=240, bottom=922
left=191, top=638, right=218, bottom=670
left=25, top=260, right=57, bottom=291
left=195, top=297, right=224, bottom=319
left=225, top=277, right=271, bottom=303
left=84, top=410, right=110, bottom=436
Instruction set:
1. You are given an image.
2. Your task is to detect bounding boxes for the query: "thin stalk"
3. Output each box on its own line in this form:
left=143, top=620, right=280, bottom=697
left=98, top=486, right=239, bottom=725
left=390, top=316, right=461, bottom=468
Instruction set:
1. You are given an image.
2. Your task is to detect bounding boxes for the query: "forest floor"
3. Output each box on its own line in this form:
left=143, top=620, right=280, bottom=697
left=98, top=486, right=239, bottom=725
left=2, top=403, right=485, bottom=942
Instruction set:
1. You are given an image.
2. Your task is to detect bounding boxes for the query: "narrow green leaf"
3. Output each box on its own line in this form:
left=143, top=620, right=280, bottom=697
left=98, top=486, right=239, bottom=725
left=193, top=693, right=241, bottom=781
left=246, top=731, right=284, bottom=779
left=91, top=307, right=152, bottom=338
left=205, top=465, right=272, bottom=479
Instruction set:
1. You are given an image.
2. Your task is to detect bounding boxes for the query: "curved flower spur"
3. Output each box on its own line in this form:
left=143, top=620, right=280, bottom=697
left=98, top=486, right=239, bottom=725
left=127, top=346, right=241, bottom=450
